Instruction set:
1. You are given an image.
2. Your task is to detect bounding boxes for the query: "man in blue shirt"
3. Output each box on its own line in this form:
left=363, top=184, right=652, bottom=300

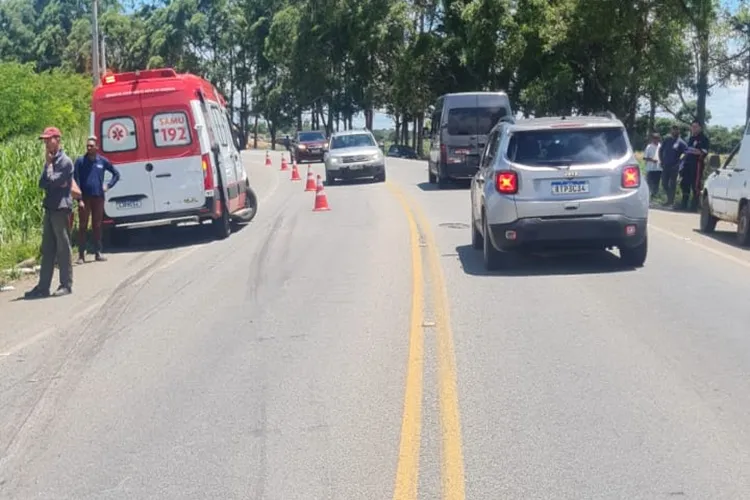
left=73, top=136, right=121, bottom=263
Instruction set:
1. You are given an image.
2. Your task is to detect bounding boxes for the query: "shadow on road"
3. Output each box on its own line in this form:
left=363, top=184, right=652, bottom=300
left=417, top=180, right=470, bottom=191
left=104, top=222, right=249, bottom=255
left=455, top=244, right=637, bottom=277
left=691, top=229, right=749, bottom=251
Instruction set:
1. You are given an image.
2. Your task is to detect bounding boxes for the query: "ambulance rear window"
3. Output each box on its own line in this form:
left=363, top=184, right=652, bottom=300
left=153, top=111, right=192, bottom=148
left=101, top=117, right=137, bottom=153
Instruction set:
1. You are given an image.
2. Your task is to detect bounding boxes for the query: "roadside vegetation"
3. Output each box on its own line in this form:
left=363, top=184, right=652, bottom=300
left=2, top=0, right=750, bottom=275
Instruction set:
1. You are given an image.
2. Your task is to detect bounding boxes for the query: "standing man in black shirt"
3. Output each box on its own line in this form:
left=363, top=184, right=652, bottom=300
left=659, top=124, right=686, bottom=207
left=679, top=120, right=710, bottom=211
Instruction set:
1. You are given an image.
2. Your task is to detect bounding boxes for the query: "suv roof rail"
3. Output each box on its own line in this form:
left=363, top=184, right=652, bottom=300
left=591, top=111, right=617, bottom=120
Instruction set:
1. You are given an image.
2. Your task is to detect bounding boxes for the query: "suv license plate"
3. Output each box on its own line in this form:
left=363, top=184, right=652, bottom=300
left=551, top=180, right=589, bottom=195
left=116, top=200, right=142, bottom=209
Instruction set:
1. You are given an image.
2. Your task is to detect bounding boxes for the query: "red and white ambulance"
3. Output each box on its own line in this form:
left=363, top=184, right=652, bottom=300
left=92, top=68, right=257, bottom=245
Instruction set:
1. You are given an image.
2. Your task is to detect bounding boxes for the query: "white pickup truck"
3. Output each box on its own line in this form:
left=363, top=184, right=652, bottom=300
left=700, top=140, right=750, bottom=245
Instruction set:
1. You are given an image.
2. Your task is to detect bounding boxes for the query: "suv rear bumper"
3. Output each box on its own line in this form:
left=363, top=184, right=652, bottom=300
left=488, top=215, right=647, bottom=251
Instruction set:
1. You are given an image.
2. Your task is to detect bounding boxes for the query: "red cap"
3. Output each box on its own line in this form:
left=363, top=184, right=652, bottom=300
left=39, top=127, right=62, bottom=139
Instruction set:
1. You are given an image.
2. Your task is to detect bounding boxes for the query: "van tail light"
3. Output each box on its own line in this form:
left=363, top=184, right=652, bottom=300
left=202, top=153, right=214, bottom=190
left=621, top=165, right=640, bottom=188
left=440, top=144, right=447, bottom=164
left=495, top=170, right=518, bottom=194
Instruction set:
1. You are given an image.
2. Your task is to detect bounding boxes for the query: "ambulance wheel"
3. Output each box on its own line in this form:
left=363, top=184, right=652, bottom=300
left=212, top=205, right=231, bottom=240
left=104, top=226, right=130, bottom=248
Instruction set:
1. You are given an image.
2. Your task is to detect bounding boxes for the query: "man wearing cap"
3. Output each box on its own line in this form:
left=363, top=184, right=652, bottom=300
left=73, top=136, right=121, bottom=263
left=25, top=127, right=75, bottom=299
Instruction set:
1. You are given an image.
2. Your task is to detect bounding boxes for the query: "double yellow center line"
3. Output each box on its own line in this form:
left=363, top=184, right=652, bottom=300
left=388, top=182, right=466, bottom=500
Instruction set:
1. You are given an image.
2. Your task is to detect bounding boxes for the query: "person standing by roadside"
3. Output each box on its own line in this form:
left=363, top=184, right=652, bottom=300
left=73, top=136, right=121, bottom=263
left=24, top=127, right=75, bottom=299
left=659, top=124, right=686, bottom=207
left=644, top=133, right=662, bottom=200
left=679, top=120, right=710, bottom=212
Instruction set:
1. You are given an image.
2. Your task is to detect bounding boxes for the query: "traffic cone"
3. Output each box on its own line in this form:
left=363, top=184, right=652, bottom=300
left=313, top=175, right=330, bottom=212
left=280, top=154, right=289, bottom=171
left=290, top=161, right=301, bottom=181
left=304, top=165, right=317, bottom=191
left=264, top=150, right=271, bottom=167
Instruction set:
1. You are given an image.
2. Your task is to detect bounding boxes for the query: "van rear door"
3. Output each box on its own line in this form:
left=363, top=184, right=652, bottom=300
left=98, top=93, right=157, bottom=218
left=443, top=94, right=511, bottom=177
left=140, top=94, right=205, bottom=215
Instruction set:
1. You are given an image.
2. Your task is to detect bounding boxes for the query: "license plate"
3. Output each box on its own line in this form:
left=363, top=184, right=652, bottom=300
left=348, top=164, right=363, bottom=170
left=551, top=180, right=589, bottom=195
left=116, top=200, right=142, bottom=209
left=309, top=148, right=319, bottom=153
left=454, top=149, right=470, bottom=155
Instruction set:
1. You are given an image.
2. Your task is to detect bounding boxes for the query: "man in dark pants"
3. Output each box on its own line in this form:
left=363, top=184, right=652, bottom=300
left=25, top=127, right=75, bottom=299
left=73, top=136, right=121, bottom=263
left=659, top=124, right=686, bottom=206
left=679, top=120, right=710, bottom=212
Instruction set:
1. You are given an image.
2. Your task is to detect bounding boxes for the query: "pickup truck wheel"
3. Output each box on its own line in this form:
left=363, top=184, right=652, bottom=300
left=699, top=196, right=718, bottom=233
left=737, top=204, right=750, bottom=247
left=619, top=236, right=648, bottom=268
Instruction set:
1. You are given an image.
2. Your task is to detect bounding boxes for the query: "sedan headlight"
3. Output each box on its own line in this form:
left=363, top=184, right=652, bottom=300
left=369, top=153, right=380, bottom=161
left=329, top=156, right=340, bottom=164
left=298, top=144, right=307, bottom=150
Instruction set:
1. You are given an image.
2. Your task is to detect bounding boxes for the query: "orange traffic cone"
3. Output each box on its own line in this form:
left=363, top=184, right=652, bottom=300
left=291, top=161, right=301, bottom=181
left=280, top=154, right=289, bottom=171
left=265, top=150, right=271, bottom=167
left=304, top=165, right=317, bottom=191
left=313, top=175, right=330, bottom=212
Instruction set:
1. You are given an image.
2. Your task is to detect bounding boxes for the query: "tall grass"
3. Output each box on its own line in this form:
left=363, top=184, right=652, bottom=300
left=0, top=131, right=86, bottom=273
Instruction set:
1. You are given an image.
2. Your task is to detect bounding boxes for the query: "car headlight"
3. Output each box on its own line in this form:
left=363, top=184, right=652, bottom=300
left=298, top=144, right=307, bottom=150
left=329, top=157, right=340, bottom=164
left=369, top=153, right=381, bottom=161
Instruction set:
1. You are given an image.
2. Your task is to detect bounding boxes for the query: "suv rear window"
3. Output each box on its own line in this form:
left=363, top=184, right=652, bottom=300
left=447, top=107, right=508, bottom=136
left=298, top=131, right=326, bottom=142
left=506, top=127, right=629, bottom=166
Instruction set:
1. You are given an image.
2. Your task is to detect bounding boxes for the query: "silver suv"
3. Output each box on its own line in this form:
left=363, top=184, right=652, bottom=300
left=469, top=115, right=649, bottom=270
left=324, top=129, right=386, bottom=184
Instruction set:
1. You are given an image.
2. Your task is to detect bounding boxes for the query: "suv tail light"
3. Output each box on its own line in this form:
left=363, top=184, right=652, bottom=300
left=495, top=170, right=518, bottom=194
left=202, top=153, right=214, bottom=190
left=440, top=144, right=447, bottom=165
left=621, top=165, right=640, bottom=188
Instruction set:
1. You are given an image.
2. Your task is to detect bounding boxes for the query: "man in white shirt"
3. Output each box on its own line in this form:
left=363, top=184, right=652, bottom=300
left=644, top=133, right=662, bottom=199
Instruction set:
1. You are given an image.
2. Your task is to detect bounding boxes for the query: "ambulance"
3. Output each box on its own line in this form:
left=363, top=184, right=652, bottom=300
left=92, top=68, right=257, bottom=245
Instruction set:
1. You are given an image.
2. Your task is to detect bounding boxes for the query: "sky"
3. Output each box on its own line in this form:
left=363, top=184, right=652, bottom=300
left=346, top=83, right=750, bottom=131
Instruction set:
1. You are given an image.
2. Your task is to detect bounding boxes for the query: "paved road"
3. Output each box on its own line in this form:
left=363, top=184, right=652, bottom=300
left=2, top=150, right=750, bottom=499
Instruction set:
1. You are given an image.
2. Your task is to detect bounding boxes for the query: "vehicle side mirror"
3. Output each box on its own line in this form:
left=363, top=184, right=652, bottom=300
left=708, top=154, right=721, bottom=170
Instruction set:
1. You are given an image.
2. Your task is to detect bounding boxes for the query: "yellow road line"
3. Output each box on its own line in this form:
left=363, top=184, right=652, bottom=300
left=389, top=182, right=425, bottom=500
left=650, top=224, right=750, bottom=270
left=409, top=197, right=467, bottom=500
left=388, top=182, right=467, bottom=500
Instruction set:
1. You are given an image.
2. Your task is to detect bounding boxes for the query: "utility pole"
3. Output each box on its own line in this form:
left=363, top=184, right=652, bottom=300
left=92, top=0, right=100, bottom=87
left=101, top=35, right=107, bottom=74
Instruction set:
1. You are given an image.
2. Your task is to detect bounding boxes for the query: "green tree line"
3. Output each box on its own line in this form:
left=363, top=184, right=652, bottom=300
left=2, top=0, right=750, bottom=153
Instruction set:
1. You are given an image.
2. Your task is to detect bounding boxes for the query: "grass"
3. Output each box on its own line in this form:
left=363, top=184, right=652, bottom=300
left=0, top=131, right=86, bottom=281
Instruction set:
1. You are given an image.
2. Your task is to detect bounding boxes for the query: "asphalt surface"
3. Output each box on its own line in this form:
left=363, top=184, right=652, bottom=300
left=2, top=150, right=750, bottom=499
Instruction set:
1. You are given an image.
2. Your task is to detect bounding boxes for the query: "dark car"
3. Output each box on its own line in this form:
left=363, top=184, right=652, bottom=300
left=293, top=130, right=328, bottom=163
left=386, top=144, right=419, bottom=159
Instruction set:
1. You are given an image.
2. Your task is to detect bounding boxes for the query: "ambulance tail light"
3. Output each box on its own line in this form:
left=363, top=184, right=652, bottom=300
left=202, top=153, right=214, bottom=191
